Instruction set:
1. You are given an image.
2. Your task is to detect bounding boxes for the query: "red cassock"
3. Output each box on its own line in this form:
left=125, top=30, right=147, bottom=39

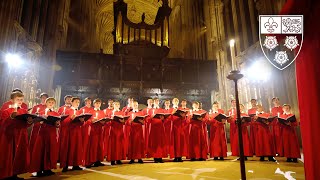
left=107, top=110, right=126, bottom=161
left=231, top=113, right=253, bottom=157
left=103, top=108, right=113, bottom=157
left=29, top=104, right=47, bottom=156
left=169, top=108, right=189, bottom=158
left=163, top=108, right=174, bottom=157
left=208, top=109, right=227, bottom=158
left=254, top=113, right=276, bottom=157
left=271, top=106, right=284, bottom=154
left=0, top=107, right=31, bottom=179
left=188, top=110, right=208, bottom=159
left=122, top=107, right=132, bottom=158
left=59, top=108, right=84, bottom=168
left=127, top=111, right=145, bottom=160
left=248, top=107, right=257, bottom=154
left=79, top=106, right=93, bottom=165
left=85, top=110, right=105, bottom=165
left=278, top=113, right=301, bottom=158
left=227, top=108, right=236, bottom=152
left=141, top=107, right=153, bottom=157
left=29, top=110, right=60, bottom=173
left=148, top=108, right=167, bottom=158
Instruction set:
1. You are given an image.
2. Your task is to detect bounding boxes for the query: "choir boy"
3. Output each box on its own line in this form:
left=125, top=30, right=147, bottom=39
left=29, top=93, right=49, bottom=154
left=122, top=97, right=134, bottom=113
left=127, top=101, right=145, bottom=164
left=85, top=99, right=106, bottom=168
left=231, top=104, right=253, bottom=160
left=271, top=97, right=284, bottom=155
left=180, top=99, right=189, bottom=110
left=148, top=98, right=166, bottom=163
left=80, top=97, right=93, bottom=164
left=163, top=99, right=173, bottom=157
left=107, top=101, right=126, bottom=165
left=103, top=99, right=114, bottom=157
left=60, top=97, right=85, bottom=172
left=254, top=105, right=276, bottom=162
left=278, top=104, right=300, bottom=162
left=29, top=97, right=60, bottom=177
left=208, top=102, right=227, bottom=160
left=142, top=98, right=154, bottom=157
left=0, top=92, right=33, bottom=179
left=248, top=98, right=258, bottom=155
left=58, top=95, right=72, bottom=115
left=227, top=99, right=237, bottom=152
left=170, top=99, right=188, bottom=162
left=188, top=101, right=208, bottom=161
left=0, top=89, right=28, bottom=114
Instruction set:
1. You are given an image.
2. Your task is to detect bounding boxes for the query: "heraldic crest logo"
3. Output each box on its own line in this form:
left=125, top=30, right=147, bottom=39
left=259, top=15, right=303, bottom=70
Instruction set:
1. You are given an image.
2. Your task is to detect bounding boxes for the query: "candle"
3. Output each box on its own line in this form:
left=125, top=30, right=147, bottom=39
left=232, top=108, right=234, bottom=115
left=229, top=39, right=236, bottom=70
left=147, top=108, right=149, bottom=114
left=45, top=109, right=48, bottom=115
left=256, top=111, right=258, bottom=115
left=270, top=108, right=272, bottom=113
left=36, top=107, right=40, bottom=113
left=152, top=109, right=155, bottom=115
left=132, top=113, right=134, bottom=120
left=83, top=109, right=85, bottom=114
left=104, top=109, right=106, bottom=114
left=209, top=109, right=212, bottom=114
left=96, top=112, right=98, bottom=118
left=74, top=109, right=76, bottom=115
left=63, top=107, right=66, bottom=114
left=277, top=112, right=280, bottom=117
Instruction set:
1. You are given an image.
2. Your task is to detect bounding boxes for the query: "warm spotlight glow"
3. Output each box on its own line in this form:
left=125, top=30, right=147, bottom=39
left=5, top=53, right=23, bottom=67
left=229, top=39, right=235, bottom=47
left=245, top=59, right=272, bottom=82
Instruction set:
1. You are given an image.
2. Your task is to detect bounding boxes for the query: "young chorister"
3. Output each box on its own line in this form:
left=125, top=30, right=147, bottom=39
left=85, top=99, right=106, bottom=168
left=148, top=98, right=166, bottom=163
left=0, top=89, right=29, bottom=113
left=103, top=99, right=114, bottom=158
left=29, top=93, right=49, bottom=156
left=123, top=97, right=134, bottom=159
left=163, top=99, right=173, bottom=157
left=142, top=98, right=154, bottom=157
left=254, top=105, right=276, bottom=162
left=188, top=101, right=208, bottom=161
left=29, top=97, right=60, bottom=177
left=170, top=98, right=188, bottom=162
left=208, top=102, right=227, bottom=160
left=278, top=104, right=300, bottom=162
left=127, top=101, right=145, bottom=164
left=60, top=97, right=85, bottom=172
left=248, top=99, right=258, bottom=155
left=227, top=100, right=237, bottom=153
left=271, top=97, right=284, bottom=154
left=231, top=104, right=253, bottom=160
left=0, top=92, right=33, bottom=179
left=80, top=97, right=93, bottom=166
left=107, top=101, right=127, bottom=165
left=58, top=95, right=73, bottom=115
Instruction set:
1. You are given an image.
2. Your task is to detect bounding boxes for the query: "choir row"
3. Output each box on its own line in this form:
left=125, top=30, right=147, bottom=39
left=0, top=89, right=301, bottom=180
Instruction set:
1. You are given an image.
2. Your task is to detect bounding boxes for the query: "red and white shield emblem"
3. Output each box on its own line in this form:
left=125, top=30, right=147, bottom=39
left=259, top=15, right=303, bottom=70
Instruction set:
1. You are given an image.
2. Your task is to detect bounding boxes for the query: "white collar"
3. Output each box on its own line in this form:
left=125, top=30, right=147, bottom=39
left=71, top=106, right=78, bottom=110
left=153, top=106, right=160, bottom=109
left=132, top=109, right=139, bottom=113
left=94, top=108, right=100, bottom=111
left=173, top=105, right=178, bottom=109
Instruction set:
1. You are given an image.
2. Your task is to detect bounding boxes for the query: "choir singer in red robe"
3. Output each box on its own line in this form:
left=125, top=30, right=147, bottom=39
left=207, top=102, right=227, bottom=160
left=60, top=97, right=85, bottom=172
left=29, top=97, right=60, bottom=177
left=254, top=105, right=276, bottom=162
left=148, top=98, right=166, bottom=163
left=57, top=95, right=72, bottom=115
left=0, top=89, right=28, bottom=116
left=163, top=99, right=173, bottom=158
left=29, top=93, right=49, bottom=156
left=103, top=99, right=113, bottom=158
left=107, top=101, right=127, bottom=165
left=142, top=98, right=154, bottom=157
left=170, top=99, right=188, bottom=162
left=188, top=101, right=208, bottom=161
left=227, top=100, right=237, bottom=153
left=127, top=101, right=145, bottom=164
left=85, top=99, right=106, bottom=168
left=278, top=104, right=301, bottom=163
left=80, top=97, right=93, bottom=166
left=271, top=97, right=284, bottom=155
left=0, top=92, right=33, bottom=179
left=248, top=99, right=258, bottom=155
left=231, top=104, right=253, bottom=160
